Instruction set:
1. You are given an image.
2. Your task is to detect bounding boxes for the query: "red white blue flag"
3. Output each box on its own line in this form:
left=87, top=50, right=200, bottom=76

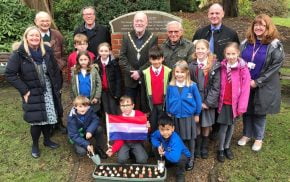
left=106, top=114, right=148, bottom=141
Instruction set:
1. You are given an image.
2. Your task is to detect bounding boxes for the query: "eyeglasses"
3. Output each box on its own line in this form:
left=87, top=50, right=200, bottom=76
left=254, top=23, right=266, bottom=28
left=168, top=31, right=180, bottom=34
left=120, top=104, right=133, bottom=108
left=83, top=13, right=95, bottom=16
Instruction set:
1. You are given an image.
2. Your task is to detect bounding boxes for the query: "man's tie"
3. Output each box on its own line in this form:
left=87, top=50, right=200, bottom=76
left=43, top=34, right=50, bottom=42
left=209, top=29, right=215, bottom=53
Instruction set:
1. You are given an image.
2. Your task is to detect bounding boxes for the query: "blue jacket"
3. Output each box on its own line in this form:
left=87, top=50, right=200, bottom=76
left=166, top=83, right=202, bottom=118
left=67, top=107, right=99, bottom=148
left=151, top=131, right=191, bottom=163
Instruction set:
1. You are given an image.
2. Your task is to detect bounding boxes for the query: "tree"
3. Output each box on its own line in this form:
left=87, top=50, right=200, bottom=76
left=21, top=0, right=57, bottom=29
left=222, top=0, right=238, bottom=17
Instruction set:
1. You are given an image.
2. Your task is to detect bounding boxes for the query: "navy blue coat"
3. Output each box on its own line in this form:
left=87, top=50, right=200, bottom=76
left=67, top=107, right=99, bottom=148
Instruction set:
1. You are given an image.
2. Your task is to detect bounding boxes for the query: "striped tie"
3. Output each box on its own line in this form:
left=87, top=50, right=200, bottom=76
left=227, top=66, right=231, bottom=82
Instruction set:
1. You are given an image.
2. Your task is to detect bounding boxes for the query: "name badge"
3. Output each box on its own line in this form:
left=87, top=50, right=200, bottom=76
left=247, top=62, right=256, bottom=70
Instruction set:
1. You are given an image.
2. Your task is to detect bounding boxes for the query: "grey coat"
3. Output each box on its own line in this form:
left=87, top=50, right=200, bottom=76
left=240, top=39, right=285, bottom=115
left=161, top=38, right=194, bottom=69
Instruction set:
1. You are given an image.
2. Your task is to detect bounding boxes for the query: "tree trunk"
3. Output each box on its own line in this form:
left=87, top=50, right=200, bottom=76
left=20, top=0, right=57, bottom=29
left=222, top=0, right=238, bottom=17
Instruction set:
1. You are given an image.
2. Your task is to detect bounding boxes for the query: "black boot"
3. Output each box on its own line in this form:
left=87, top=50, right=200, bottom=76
left=217, top=150, right=225, bottom=163
left=194, top=135, right=202, bottom=158
left=31, top=144, right=40, bottom=158
left=201, top=136, right=209, bottom=159
left=224, top=148, right=234, bottom=160
left=42, top=125, right=60, bottom=149
left=185, top=158, right=194, bottom=171
left=44, top=140, right=60, bottom=149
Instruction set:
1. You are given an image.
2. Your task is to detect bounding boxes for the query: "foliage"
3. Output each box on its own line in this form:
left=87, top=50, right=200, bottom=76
left=272, top=17, right=290, bottom=27
left=253, top=0, right=288, bottom=17
left=53, top=0, right=170, bottom=54
left=238, top=0, right=255, bottom=17
left=182, top=18, right=197, bottom=40
left=170, top=0, right=198, bottom=12
left=0, top=0, right=35, bottom=52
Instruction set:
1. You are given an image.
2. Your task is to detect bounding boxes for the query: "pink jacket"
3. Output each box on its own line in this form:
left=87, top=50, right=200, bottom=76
left=218, top=58, right=251, bottom=118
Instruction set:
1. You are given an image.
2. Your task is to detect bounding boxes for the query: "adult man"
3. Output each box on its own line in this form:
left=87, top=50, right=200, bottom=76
left=34, top=11, right=66, bottom=134
left=192, top=3, right=239, bottom=62
left=119, top=11, right=158, bottom=104
left=34, top=11, right=65, bottom=70
left=74, top=6, right=111, bottom=56
left=161, top=21, right=194, bottom=69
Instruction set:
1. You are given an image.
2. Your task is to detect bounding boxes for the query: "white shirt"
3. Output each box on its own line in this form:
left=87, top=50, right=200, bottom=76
left=81, top=69, right=87, bottom=77
left=227, top=61, right=238, bottom=69
left=101, top=57, right=109, bottom=66
left=176, top=80, right=186, bottom=87
left=41, top=30, right=50, bottom=37
left=151, top=65, right=163, bottom=76
left=197, top=58, right=208, bottom=68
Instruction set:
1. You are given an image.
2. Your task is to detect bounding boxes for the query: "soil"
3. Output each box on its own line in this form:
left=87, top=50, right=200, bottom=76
left=67, top=12, right=290, bottom=182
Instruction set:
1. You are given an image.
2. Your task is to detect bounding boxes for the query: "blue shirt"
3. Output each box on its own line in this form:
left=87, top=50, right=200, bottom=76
left=78, top=72, right=91, bottom=97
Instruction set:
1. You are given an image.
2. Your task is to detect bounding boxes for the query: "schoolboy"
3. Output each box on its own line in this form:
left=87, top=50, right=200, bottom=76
left=142, top=46, right=171, bottom=132
left=151, top=114, right=191, bottom=182
left=67, top=96, right=107, bottom=158
left=106, top=95, right=148, bottom=164
left=67, top=33, right=96, bottom=81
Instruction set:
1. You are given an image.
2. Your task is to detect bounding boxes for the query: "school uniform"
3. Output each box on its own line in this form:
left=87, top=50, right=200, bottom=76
left=96, top=55, right=122, bottom=115
left=142, top=65, right=171, bottom=132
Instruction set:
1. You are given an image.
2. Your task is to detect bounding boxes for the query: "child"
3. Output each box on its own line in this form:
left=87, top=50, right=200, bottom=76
left=142, top=46, right=171, bottom=132
left=71, top=50, right=102, bottom=113
left=67, top=34, right=95, bottom=81
left=67, top=96, right=106, bottom=158
left=216, top=42, right=250, bottom=162
left=151, top=114, right=191, bottom=182
left=189, top=39, right=220, bottom=159
left=106, top=95, right=148, bottom=164
left=95, top=42, right=121, bottom=115
left=166, top=60, right=202, bottom=171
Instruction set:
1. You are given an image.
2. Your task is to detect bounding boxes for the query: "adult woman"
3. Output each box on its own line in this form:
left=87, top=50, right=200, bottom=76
left=239, top=14, right=285, bottom=151
left=5, top=26, right=63, bottom=158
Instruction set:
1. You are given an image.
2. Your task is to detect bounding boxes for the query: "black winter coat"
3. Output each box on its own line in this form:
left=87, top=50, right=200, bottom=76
left=74, top=22, right=111, bottom=57
left=192, top=24, right=240, bottom=62
left=5, top=44, right=63, bottom=123
left=189, top=60, right=221, bottom=108
left=95, top=56, right=122, bottom=99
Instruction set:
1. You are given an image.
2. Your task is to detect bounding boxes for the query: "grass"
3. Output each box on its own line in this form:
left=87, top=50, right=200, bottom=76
left=272, top=17, right=290, bottom=27
left=0, top=86, right=73, bottom=182
left=215, top=79, right=290, bottom=181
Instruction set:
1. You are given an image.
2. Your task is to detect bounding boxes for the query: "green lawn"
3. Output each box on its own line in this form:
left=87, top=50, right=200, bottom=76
left=272, top=17, right=290, bottom=27
left=0, top=86, right=73, bottom=182
left=215, top=80, right=290, bottom=181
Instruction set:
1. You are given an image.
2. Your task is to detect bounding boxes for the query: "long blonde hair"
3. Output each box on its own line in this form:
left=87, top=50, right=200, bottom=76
left=192, top=39, right=216, bottom=76
left=169, top=60, right=192, bottom=87
left=23, top=26, right=46, bottom=56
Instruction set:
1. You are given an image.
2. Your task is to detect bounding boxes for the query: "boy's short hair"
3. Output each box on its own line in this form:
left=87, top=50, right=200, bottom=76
left=119, top=95, right=134, bottom=104
left=149, top=46, right=163, bottom=60
left=74, top=33, right=88, bottom=45
left=73, top=96, right=90, bottom=107
left=158, top=114, right=174, bottom=127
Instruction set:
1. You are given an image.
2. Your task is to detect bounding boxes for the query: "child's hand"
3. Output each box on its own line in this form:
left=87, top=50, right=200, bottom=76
left=106, top=148, right=113, bottom=157
left=87, top=145, right=94, bottom=154
left=250, top=80, right=257, bottom=88
left=86, top=132, right=92, bottom=139
left=91, top=98, right=98, bottom=104
left=146, top=121, right=151, bottom=128
left=202, top=103, right=209, bottom=109
left=158, top=146, right=165, bottom=155
left=194, top=116, right=199, bottom=123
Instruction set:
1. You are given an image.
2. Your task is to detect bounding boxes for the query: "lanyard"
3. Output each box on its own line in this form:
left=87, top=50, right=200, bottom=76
left=251, top=43, right=262, bottom=62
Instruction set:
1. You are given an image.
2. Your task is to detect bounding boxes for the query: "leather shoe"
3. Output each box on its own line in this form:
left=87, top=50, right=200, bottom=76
left=44, top=140, right=60, bottom=149
left=95, top=147, right=108, bottom=159
left=31, top=145, right=40, bottom=158
left=224, top=148, right=234, bottom=160
left=185, top=159, right=194, bottom=171
left=217, top=150, right=225, bottom=163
